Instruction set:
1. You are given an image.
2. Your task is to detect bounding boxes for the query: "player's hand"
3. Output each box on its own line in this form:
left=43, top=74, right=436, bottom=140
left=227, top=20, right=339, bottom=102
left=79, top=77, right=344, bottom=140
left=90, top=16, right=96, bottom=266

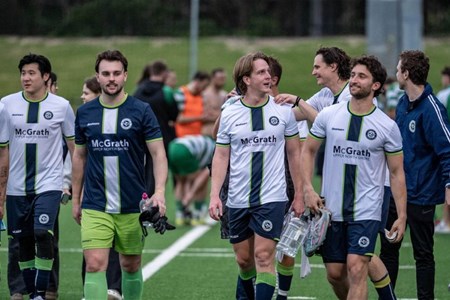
left=227, top=88, right=239, bottom=99
left=208, top=195, right=222, bottom=221
left=446, top=188, right=450, bottom=206
left=150, top=192, right=166, bottom=217
left=387, top=217, right=406, bottom=243
left=274, top=93, right=297, bottom=105
left=72, top=201, right=82, bottom=225
left=304, top=188, right=323, bottom=215
left=290, top=193, right=305, bottom=217
left=0, top=204, right=4, bottom=220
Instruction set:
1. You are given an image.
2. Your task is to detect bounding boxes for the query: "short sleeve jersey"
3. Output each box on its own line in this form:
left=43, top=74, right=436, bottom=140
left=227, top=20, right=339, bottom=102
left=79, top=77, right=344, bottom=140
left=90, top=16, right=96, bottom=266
left=75, top=95, right=162, bottom=214
left=216, top=96, right=299, bottom=208
left=310, top=101, right=402, bottom=222
left=173, top=135, right=215, bottom=169
left=1, top=92, right=75, bottom=195
left=0, top=102, right=10, bottom=146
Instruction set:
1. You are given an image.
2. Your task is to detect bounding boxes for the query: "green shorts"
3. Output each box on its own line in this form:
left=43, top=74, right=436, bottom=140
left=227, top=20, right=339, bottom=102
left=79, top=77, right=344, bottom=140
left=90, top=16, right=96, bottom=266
left=168, top=142, right=200, bottom=175
left=81, top=209, right=144, bottom=255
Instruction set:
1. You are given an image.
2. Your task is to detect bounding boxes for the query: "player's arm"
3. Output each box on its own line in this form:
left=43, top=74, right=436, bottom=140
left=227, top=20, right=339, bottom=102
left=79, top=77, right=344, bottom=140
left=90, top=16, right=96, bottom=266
left=0, top=146, right=9, bottom=219
left=285, top=136, right=304, bottom=216
left=209, top=145, right=230, bottom=220
left=147, top=139, right=168, bottom=216
left=182, top=168, right=210, bottom=206
left=301, top=135, right=324, bottom=214
left=71, top=145, right=87, bottom=224
left=275, top=94, right=318, bottom=123
left=386, top=153, right=407, bottom=242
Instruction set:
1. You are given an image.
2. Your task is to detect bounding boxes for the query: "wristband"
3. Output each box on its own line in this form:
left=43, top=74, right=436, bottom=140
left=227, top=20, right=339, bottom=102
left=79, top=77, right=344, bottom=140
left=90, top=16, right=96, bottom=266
left=292, top=96, right=302, bottom=108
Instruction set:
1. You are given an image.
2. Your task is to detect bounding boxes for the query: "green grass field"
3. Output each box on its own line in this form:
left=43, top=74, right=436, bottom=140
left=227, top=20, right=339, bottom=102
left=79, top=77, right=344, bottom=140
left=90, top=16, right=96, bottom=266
left=0, top=36, right=450, bottom=299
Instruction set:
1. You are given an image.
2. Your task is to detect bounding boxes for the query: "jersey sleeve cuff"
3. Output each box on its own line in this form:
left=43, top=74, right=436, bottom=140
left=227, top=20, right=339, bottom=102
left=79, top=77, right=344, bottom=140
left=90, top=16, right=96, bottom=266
left=309, top=132, right=324, bottom=140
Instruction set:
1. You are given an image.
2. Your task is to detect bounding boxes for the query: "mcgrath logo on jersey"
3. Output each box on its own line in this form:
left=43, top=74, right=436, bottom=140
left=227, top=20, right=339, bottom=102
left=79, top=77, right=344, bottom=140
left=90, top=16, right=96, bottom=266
left=409, top=120, right=416, bottom=133
left=262, top=220, right=273, bottom=232
left=39, top=214, right=50, bottom=224
left=358, top=236, right=370, bottom=248
left=365, top=129, right=377, bottom=140
left=241, top=135, right=277, bottom=147
left=333, top=145, right=371, bottom=159
left=43, top=111, right=53, bottom=120
left=269, top=116, right=279, bottom=126
left=121, top=118, right=132, bottom=130
left=15, top=128, right=50, bottom=139
left=91, top=138, right=130, bottom=151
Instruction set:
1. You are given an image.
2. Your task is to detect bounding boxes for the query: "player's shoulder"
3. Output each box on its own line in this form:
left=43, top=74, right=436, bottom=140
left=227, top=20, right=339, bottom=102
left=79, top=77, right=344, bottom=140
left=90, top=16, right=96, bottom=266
left=1, top=91, right=22, bottom=104
left=127, top=95, right=150, bottom=109
left=46, top=93, right=71, bottom=107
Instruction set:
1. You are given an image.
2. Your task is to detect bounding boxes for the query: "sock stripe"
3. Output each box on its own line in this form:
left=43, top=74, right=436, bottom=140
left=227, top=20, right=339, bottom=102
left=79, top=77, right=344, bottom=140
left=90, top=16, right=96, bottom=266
left=276, top=261, right=294, bottom=276
left=372, top=273, right=391, bottom=288
left=239, top=268, right=257, bottom=280
left=255, top=272, right=276, bottom=287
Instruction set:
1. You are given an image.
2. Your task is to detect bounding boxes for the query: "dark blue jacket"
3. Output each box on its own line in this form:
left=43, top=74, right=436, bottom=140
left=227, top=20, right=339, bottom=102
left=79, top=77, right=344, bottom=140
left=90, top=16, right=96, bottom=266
left=396, top=83, right=450, bottom=206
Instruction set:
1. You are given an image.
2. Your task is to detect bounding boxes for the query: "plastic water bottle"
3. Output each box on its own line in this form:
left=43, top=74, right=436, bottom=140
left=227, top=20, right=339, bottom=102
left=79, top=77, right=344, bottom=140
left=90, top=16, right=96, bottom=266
left=276, top=215, right=309, bottom=258
left=139, top=193, right=152, bottom=227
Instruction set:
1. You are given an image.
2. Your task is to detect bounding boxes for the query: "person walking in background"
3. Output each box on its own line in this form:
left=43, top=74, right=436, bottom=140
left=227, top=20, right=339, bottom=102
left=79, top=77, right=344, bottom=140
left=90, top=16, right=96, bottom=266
left=2, top=53, right=75, bottom=300
left=202, top=68, right=228, bottom=137
left=395, top=50, right=450, bottom=300
left=435, top=66, right=450, bottom=234
left=71, top=50, right=168, bottom=300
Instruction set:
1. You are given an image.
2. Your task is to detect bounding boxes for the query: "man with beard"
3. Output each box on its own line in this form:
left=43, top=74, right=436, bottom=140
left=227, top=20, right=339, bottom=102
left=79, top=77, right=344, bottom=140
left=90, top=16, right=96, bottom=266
left=301, top=56, right=407, bottom=299
left=71, top=50, right=168, bottom=300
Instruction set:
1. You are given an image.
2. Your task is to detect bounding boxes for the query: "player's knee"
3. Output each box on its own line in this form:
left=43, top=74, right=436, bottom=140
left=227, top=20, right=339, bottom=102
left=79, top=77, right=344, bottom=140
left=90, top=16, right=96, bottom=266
left=235, top=253, right=254, bottom=270
left=18, top=236, right=36, bottom=262
left=35, top=229, right=54, bottom=259
left=326, top=265, right=347, bottom=284
left=254, top=248, right=273, bottom=268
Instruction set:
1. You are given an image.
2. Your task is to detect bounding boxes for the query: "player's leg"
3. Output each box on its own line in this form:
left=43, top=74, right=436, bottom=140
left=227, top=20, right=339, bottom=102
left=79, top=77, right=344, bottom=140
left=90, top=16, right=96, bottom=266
left=106, top=246, right=122, bottom=299
left=276, top=256, right=295, bottom=300
left=407, top=203, right=435, bottom=300
left=347, top=220, right=380, bottom=300
left=114, top=213, right=144, bottom=300
left=250, top=202, right=285, bottom=300
left=82, top=209, right=115, bottom=300
left=230, top=207, right=256, bottom=299
left=368, top=255, right=396, bottom=300
left=46, top=206, right=60, bottom=300
left=321, top=222, right=348, bottom=299
left=7, top=235, right=27, bottom=298
left=33, top=191, right=61, bottom=299
left=347, top=254, right=370, bottom=299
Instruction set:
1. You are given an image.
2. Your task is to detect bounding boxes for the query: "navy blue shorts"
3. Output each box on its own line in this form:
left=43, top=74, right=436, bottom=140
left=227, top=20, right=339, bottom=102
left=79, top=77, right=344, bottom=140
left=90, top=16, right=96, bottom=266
left=6, top=190, right=62, bottom=237
left=228, top=201, right=286, bottom=244
left=321, top=220, right=380, bottom=263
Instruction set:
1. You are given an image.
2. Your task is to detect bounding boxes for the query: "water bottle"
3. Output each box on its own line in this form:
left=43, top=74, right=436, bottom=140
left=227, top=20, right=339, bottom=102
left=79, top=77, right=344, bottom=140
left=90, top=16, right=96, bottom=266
left=139, top=193, right=152, bottom=227
left=276, top=214, right=309, bottom=258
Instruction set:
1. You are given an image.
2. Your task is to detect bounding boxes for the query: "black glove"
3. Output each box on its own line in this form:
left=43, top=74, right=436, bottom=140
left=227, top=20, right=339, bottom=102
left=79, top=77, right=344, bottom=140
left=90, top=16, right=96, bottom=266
left=139, top=207, right=161, bottom=237
left=153, top=216, right=176, bottom=235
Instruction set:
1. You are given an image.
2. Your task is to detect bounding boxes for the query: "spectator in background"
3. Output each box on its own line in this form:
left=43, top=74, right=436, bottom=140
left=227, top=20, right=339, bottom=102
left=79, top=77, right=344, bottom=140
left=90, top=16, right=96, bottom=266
left=395, top=50, right=450, bottom=299
left=46, top=72, right=58, bottom=94
left=174, top=71, right=210, bottom=137
left=202, top=68, right=228, bottom=137
left=435, top=66, right=450, bottom=234
left=134, top=60, right=178, bottom=196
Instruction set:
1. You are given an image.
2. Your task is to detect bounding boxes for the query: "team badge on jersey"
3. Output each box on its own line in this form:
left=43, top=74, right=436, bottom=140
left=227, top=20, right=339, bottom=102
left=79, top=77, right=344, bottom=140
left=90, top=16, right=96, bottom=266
left=269, top=116, right=279, bottom=126
left=409, top=120, right=416, bottom=133
left=365, top=129, right=377, bottom=140
left=43, top=111, right=53, bottom=120
left=262, top=220, right=273, bottom=232
left=358, top=236, right=370, bottom=248
left=39, top=214, right=50, bottom=224
left=121, top=118, right=132, bottom=130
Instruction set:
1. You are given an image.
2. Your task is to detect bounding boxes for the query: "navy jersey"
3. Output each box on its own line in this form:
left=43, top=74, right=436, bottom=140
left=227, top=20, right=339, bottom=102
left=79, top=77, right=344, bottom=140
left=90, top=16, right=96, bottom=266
left=75, top=95, right=162, bottom=213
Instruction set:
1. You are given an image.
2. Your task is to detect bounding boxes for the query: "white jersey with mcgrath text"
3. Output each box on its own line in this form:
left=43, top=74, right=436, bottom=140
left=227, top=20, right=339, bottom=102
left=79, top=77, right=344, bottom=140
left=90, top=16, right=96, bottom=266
left=310, top=101, right=402, bottom=222
left=0, top=102, right=10, bottom=145
left=216, top=96, right=299, bottom=208
left=1, top=92, right=75, bottom=195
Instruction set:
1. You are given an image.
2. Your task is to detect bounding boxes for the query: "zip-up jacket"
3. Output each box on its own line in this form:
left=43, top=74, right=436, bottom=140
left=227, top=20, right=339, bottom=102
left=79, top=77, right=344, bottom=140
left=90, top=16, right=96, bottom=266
left=396, top=83, right=450, bottom=206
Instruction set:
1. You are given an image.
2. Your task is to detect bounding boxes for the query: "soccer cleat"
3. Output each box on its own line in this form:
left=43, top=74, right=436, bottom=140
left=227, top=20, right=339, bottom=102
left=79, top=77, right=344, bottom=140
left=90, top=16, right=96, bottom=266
left=107, top=289, right=122, bottom=300
left=303, top=208, right=331, bottom=257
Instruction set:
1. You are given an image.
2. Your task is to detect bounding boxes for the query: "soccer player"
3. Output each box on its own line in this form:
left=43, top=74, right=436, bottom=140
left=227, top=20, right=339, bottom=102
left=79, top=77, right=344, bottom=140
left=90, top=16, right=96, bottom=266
left=202, top=68, right=228, bottom=137
left=301, top=55, right=407, bottom=299
left=0, top=101, right=10, bottom=220
left=276, top=47, right=402, bottom=299
left=1, top=53, right=75, bottom=300
left=395, top=50, right=450, bottom=299
left=71, top=50, right=168, bottom=300
left=209, top=51, right=303, bottom=300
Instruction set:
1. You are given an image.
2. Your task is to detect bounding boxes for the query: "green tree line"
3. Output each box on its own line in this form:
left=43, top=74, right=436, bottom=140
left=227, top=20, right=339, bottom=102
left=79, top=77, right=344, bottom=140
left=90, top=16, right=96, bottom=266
left=0, top=0, right=448, bottom=37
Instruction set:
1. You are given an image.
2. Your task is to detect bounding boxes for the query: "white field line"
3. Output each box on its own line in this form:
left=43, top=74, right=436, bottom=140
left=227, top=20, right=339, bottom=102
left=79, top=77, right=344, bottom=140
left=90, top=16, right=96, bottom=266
left=142, top=225, right=210, bottom=281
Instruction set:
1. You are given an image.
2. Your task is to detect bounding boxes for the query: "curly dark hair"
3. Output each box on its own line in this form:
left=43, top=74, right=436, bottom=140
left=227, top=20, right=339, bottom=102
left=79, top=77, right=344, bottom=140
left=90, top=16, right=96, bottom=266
left=351, top=55, right=387, bottom=97
left=399, top=50, right=429, bottom=86
left=316, top=47, right=351, bottom=81
left=95, top=50, right=128, bottom=73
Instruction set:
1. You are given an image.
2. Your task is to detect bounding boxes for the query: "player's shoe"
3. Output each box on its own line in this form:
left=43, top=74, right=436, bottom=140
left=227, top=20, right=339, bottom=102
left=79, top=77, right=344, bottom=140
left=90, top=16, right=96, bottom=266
left=107, top=289, right=122, bottom=300
left=304, top=208, right=331, bottom=257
